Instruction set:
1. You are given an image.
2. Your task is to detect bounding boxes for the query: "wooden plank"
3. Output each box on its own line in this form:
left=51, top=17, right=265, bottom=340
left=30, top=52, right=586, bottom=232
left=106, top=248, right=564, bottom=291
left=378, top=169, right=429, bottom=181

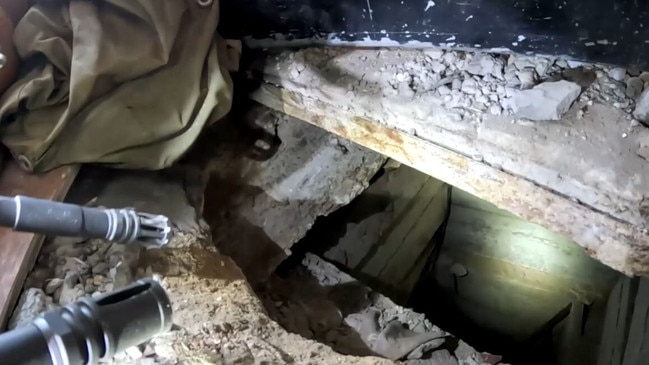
left=437, top=250, right=606, bottom=305
left=622, top=278, right=649, bottom=365
left=597, top=277, right=638, bottom=365
left=360, top=178, right=447, bottom=301
left=444, top=205, right=615, bottom=287
left=0, top=161, right=78, bottom=330
left=323, top=164, right=432, bottom=270
left=250, top=82, right=649, bottom=277
left=322, top=164, right=449, bottom=302
left=433, top=261, right=574, bottom=340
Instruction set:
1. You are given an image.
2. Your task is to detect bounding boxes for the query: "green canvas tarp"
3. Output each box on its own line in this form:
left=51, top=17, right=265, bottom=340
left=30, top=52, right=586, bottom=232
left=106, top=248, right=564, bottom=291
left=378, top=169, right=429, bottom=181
left=0, top=0, right=235, bottom=172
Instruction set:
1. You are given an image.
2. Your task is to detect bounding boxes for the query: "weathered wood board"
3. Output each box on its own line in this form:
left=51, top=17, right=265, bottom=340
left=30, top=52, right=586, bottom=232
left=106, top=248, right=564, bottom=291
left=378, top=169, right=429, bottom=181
left=429, top=188, right=618, bottom=364
left=443, top=190, right=617, bottom=298
left=597, top=277, right=639, bottom=365
left=621, top=278, right=649, bottom=365
left=0, top=161, right=78, bottom=329
left=322, top=163, right=448, bottom=303
left=249, top=47, right=649, bottom=276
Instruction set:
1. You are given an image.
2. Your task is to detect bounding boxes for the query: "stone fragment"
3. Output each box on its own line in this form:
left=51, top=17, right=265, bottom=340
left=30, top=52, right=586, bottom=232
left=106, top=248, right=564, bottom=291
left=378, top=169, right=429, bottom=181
left=125, top=346, right=143, bottom=360
left=562, top=67, right=597, bottom=87
left=633, top=89, right=649, bottom=123
left=460, top=79, right=478, bottom=94
left=640, top=71, right=649, bottom=83
left=510, top=55, right=552, bottom=77
left=517, top=68, right=537, bottom=89
left=504, top=67, right=520, bottom=87
left=45, top=278, right=63, bottom=294
left=438, top=85, right=451, bottom=95
left=442, top=52, right=457, bottom=65
left=463, top=54, right=504, bottom=79
left=8, top=288, right=54, bottom=329
left=608, top=67, right=627, bottom=81
left=489, top=105, right=503, bottom=116
left=423, top=48, right=445, bottom=59
left=430, top=61, right=446, bottom=74
left=626, top=77, right=644, bottom=98
left=507, top=80, right=582, bottom=121
left=59, top=284, right=84, bottom=305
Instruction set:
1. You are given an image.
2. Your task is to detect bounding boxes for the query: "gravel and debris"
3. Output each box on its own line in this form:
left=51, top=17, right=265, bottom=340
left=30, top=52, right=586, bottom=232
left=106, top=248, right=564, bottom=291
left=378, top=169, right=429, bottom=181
left=10, top=45, right=646, bottom=365
left=272, top=47, right=648, bottom=124
left=8, top=162, right=499, bottom=365
left=8, top=170, right=394, bottom=365
left=259, top=254, right=505, bottom=365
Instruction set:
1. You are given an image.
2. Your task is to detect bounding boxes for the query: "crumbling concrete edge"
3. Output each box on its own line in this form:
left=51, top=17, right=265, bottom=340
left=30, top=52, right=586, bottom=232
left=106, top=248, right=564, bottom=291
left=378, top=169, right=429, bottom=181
left=251, top=84, right=649, bottom=277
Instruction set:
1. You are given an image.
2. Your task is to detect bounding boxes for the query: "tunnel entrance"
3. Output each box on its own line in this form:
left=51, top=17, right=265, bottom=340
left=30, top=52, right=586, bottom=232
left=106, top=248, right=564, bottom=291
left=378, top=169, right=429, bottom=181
left=245, top=160, right=623, bottom=365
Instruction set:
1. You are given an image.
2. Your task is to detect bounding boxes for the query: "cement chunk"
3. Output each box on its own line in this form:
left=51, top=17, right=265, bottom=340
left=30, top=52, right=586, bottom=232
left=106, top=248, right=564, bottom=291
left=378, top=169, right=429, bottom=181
left=508, top=80, right=582, bottom=121
left=633, top=89, right=649, bottom=122
left=608, top=67, right=627, bottom=82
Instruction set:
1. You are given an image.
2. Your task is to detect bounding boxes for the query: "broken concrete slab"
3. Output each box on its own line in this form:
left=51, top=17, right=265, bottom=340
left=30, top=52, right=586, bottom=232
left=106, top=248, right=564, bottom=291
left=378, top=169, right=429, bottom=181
left=202, top=105, right=386, bottom=284
left=286, top=253, right=498, bottom=364
left=507, top=80, right=582, bottom=121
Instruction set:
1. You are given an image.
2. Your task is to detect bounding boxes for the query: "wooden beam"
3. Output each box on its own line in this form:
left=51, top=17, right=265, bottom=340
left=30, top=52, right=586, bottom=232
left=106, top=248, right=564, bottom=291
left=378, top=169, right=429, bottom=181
left=250, top=83, right=649, bottom=276
left=0, top=161, right=78, bottom=329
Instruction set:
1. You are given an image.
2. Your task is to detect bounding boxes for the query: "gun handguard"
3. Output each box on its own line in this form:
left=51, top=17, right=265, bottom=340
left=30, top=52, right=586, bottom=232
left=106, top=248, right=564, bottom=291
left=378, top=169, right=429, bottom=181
left=0, top=279, right=173, bottom=365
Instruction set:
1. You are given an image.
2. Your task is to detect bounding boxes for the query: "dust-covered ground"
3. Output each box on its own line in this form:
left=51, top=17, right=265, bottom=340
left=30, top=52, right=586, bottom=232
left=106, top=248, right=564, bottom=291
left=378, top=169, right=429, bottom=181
left=11, top=171, right=393, bottom=365
left=9, top=108, right=497, bottom=364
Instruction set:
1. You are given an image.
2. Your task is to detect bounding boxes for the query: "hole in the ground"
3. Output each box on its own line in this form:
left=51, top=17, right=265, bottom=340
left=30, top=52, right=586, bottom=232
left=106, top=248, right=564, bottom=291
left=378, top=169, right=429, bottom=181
left=205, top=157, right=623, bottom=365
left=193, top=103, right=626, bottom=365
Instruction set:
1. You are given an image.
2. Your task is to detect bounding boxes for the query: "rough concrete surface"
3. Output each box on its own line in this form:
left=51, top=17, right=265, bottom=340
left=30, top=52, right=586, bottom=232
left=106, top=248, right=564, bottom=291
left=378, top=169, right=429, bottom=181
left=199, top=105, right=385, bottom=283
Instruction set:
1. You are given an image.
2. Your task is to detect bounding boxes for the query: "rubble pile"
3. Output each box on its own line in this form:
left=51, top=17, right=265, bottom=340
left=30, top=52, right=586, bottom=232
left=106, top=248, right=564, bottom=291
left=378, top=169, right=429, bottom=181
left=278, top=47, right=648, bottom=123
left=10, top=231, right=166, bottom=363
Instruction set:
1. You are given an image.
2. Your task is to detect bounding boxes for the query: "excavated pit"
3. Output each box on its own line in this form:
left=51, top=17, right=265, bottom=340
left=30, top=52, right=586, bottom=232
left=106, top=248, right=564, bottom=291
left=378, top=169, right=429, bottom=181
left=8, top=45, right=646, bottom=365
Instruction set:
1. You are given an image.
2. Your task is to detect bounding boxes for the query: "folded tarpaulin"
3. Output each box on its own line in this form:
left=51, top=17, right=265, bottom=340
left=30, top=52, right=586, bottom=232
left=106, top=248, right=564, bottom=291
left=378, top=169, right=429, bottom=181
left=0, top=0, right=234, bottom=172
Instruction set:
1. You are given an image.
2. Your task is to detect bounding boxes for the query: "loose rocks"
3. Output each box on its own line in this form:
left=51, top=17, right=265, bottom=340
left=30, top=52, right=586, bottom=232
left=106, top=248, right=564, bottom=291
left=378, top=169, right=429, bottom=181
left=279, top=47, right=647, bottom=126
left=626, top=77, right=644, bottom=98
left=8, top=288, right=55, bottom=329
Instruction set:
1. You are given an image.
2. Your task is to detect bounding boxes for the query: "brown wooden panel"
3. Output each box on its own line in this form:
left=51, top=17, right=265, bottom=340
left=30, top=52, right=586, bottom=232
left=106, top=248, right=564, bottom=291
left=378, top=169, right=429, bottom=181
left=0, top=161, right=78, bottom=330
